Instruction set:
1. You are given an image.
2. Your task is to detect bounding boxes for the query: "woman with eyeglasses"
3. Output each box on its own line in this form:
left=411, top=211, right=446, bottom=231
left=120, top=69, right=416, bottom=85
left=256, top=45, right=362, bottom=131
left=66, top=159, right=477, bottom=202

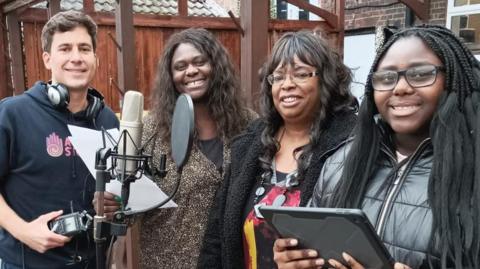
left=198, top=31, right=358, bottom=268
left=273, top=25, right=480, bottom=269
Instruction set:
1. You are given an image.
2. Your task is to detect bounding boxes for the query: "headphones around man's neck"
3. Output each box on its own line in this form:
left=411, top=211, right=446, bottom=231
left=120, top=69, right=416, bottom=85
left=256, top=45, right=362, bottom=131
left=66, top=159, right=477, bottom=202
left=47, top=83, right=69, bottom=109
left=46, top=82, right=104, bottom=121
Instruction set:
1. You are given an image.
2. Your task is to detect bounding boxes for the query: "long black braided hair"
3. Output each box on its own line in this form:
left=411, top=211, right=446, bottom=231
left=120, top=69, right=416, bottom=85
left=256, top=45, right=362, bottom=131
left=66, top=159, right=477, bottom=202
left=328, top=25, right=480, bottom=268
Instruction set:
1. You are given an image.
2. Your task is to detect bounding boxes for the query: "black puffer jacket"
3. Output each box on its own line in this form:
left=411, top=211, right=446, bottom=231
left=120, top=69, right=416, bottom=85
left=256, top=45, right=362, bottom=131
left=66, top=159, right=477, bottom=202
left=311, top=138, right=440, bottom=269
left=198, top=110, right=357, bottom=269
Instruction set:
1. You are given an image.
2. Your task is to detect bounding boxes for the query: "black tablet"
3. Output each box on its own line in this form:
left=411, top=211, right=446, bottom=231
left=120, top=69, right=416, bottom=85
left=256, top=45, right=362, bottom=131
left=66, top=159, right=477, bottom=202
left=259, top=206, right=394, bottom=269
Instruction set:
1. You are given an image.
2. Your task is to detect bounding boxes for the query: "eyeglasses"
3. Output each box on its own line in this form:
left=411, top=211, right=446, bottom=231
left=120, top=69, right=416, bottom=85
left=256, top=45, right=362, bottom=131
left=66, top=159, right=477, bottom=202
left=267, top=71, right=319, bottom=86
left=372, top=64, right=445, bottom=91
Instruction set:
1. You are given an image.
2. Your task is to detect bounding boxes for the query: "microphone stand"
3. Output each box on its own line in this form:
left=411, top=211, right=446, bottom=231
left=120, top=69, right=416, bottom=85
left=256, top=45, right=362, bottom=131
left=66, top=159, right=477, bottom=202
left=94, top=147, right=112, bottom=269
left=118, top=174, right=136, bottom=213
left=93, top=136, right=133, bottom=269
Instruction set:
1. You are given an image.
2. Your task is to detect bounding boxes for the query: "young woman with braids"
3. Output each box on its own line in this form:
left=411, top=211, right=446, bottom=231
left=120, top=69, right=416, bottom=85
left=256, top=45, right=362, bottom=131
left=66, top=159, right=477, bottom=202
left=273, top=25, right=480, bottom=269
left=198, top=31, right=358, bottom=268
left=100, top=28, right=255, bottom=268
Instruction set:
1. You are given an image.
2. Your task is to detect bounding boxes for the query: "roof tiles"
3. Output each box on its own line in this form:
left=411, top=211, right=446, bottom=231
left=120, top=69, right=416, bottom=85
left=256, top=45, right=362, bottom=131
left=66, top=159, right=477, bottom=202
left=34, top=0, right=228, bottom=17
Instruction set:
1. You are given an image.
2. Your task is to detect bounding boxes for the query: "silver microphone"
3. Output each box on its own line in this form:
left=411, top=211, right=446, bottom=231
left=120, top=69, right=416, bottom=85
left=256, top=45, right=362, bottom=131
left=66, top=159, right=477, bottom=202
left=116, top=91, right=144, bottom=179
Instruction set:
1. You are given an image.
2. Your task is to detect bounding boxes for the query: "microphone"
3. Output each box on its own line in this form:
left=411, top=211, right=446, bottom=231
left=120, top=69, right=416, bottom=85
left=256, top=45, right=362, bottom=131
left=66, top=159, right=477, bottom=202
left=103, top=93, right=193, bottom=215
left=116, top=91, right=144, bottom=179
left=94, top=91, right=147, bottom=269
left=114, top=91, right=145, bottom=212
left=128, top=93, right=194, bottom=214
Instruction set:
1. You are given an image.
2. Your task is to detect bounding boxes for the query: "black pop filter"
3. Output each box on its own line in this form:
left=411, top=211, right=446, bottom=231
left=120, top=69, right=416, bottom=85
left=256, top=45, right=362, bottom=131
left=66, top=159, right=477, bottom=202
left=171, top=94, right=194, bottom=171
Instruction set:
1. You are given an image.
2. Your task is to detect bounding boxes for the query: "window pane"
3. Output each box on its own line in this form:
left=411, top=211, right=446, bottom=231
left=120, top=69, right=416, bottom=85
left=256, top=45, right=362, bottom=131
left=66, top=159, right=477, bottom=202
left=451, top=14, right=480, bottom=53
left=270, top=0, right=328, bottom=20
left=454, top=0, right=480, bottom=7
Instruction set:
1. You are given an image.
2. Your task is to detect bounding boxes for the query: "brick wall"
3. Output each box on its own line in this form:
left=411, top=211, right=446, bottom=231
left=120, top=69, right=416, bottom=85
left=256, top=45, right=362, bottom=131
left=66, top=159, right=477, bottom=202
left=344, top=0, right=447, bottom=30
left=214, top=0, right=447, bottom=30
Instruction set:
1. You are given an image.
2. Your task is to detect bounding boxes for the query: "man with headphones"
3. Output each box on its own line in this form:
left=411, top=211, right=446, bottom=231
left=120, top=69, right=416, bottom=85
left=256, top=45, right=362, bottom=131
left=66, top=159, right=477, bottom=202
left=0, top=11, right=119, bottom=269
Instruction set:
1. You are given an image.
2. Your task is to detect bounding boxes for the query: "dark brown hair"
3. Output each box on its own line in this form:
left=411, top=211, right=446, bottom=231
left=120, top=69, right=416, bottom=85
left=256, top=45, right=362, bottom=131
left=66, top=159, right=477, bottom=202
left=41, top=10, right=97, bottom=52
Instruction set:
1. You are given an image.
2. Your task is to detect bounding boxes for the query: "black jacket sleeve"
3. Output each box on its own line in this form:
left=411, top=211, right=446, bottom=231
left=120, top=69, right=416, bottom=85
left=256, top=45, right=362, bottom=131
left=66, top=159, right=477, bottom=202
left=197, top=164, right=232, bottom=269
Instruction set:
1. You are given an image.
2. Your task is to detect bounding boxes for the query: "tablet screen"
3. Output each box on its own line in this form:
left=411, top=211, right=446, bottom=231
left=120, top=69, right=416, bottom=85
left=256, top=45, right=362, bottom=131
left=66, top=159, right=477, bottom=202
left=259, top=206, right=394, bottom=269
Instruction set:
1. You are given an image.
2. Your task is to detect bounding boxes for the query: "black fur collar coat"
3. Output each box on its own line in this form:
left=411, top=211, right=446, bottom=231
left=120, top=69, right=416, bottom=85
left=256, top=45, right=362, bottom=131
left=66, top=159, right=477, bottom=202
left=198, top=110, right=357, bottom=269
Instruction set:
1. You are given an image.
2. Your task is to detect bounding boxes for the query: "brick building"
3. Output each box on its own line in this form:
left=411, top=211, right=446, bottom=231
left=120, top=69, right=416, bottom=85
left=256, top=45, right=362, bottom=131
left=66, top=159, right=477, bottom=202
left=343, top=0, right=446, bottom=30
left=214, top=0, right=480, bottom=54
left=215, top=0, right=446, bottom=28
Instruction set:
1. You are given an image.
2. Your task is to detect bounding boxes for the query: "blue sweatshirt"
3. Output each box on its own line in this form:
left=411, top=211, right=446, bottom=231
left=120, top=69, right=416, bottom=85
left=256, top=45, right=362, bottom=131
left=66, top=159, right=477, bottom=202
left=0, top=81, right=119, bottom=269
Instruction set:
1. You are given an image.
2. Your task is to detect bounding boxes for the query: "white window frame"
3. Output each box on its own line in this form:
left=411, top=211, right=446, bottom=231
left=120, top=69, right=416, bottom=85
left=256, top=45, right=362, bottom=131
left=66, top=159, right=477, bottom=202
left=447, top=0, right=480, bottom=57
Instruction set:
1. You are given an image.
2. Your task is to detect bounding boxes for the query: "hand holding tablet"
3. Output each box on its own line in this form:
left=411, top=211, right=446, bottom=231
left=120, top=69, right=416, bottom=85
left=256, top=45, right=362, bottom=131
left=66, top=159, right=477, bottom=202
left=260, top=206, right=395, bottom=269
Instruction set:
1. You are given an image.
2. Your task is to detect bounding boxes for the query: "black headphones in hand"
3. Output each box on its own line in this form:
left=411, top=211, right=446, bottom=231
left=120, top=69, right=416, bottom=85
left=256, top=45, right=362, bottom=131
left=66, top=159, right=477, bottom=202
left=46, top=82, right=104, bottom=122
